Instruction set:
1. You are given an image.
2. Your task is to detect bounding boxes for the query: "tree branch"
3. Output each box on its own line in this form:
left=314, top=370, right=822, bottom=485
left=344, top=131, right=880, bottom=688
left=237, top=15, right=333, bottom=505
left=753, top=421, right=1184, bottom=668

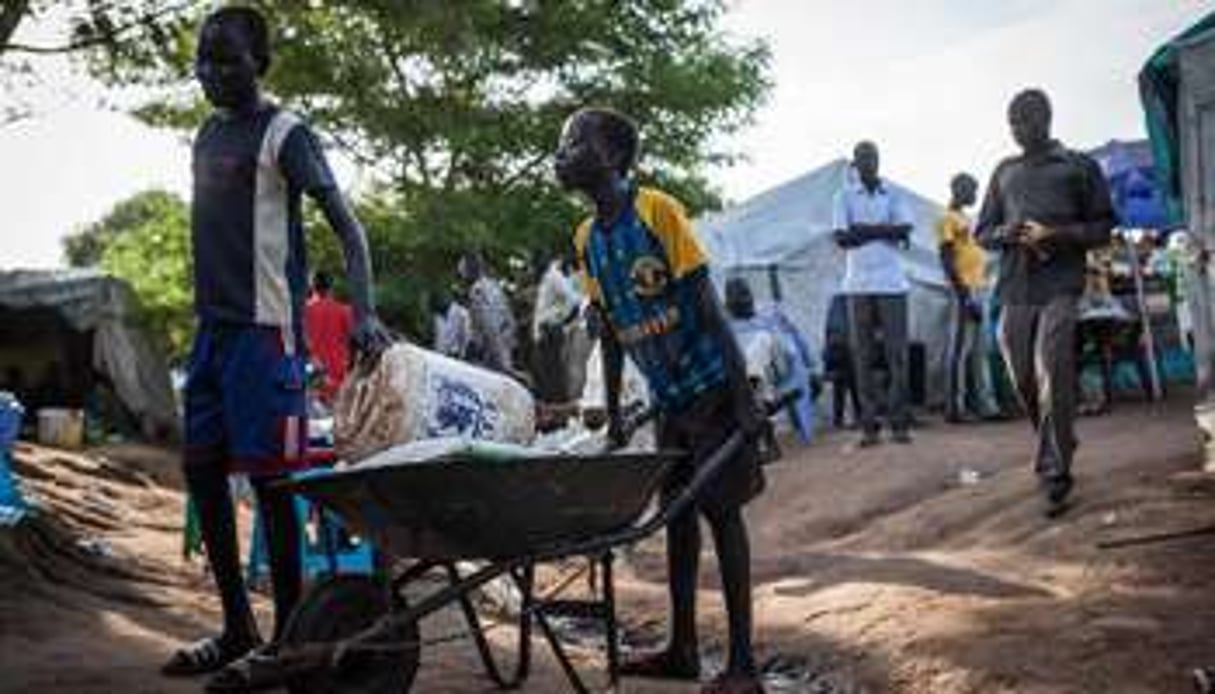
left=499, top=150, right=549, bottom=193
left=0, top=0, right=29, bottom=53
left=0, top=107, right=32, bottom=130
left=0, top=1, right=191, bottom=56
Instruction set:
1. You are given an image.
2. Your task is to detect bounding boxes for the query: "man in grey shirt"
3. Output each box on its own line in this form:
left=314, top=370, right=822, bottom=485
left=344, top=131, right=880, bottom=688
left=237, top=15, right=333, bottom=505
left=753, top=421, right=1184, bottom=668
left=458, top=252, right=518, bottom=375
left=976, top=88, right=1114, bottom=517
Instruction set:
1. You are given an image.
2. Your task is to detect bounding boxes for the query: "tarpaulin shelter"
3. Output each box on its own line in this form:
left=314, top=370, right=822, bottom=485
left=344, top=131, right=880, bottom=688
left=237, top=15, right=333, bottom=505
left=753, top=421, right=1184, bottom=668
left=1138, top=10, right=1215, bottom=227
left=1088, top=139, right=1176, bottom=231
left=698, top=159, right=953, bottom=406
left=0, top=269, right=177, bottom=440
left=1139, top=11, right=1215, bottom=454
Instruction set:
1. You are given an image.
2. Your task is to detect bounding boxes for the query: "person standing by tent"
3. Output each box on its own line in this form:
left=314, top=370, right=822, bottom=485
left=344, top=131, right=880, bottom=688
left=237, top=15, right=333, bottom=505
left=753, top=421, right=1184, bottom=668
left=726, top=276, right=818, bottom=444
left=823, top=292, right=860, bottom=429
left=303, top=270, right=354, bottom=404
left=161, top=7, right=391, bottom=688
left=976, top=88, right=1115, bottom=518
left=531, top=251, right=582, bottom=403
left=458, top=251, right=519, bottom=375
left=430, top=289, right=472, bottom=360
left=832, top=141, right=915, bottom=446
left=938, top=174, right=1003, bottom=423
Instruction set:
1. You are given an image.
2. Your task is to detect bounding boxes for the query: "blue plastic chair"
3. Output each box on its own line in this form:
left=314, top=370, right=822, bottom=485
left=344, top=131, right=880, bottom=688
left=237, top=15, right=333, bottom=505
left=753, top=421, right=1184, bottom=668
left=245, top=465, right=376, bottom=585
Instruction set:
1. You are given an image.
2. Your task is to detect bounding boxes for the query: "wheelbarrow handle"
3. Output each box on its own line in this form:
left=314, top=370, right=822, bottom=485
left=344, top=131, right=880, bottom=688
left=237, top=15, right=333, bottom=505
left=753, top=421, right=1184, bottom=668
left=551, top=389, right=802, bottom=558
left=644, top=430, right=746, bottom=530
left=606, top=387, right=801, bottom=454
left=524, top=431, right=747, bottom=561
left=634, top=387, right=802, bottom=534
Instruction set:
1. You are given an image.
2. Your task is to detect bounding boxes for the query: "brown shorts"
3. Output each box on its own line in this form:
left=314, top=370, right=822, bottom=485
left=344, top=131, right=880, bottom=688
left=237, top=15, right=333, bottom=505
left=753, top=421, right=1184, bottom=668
left=657, top=388, right=765, bottom=515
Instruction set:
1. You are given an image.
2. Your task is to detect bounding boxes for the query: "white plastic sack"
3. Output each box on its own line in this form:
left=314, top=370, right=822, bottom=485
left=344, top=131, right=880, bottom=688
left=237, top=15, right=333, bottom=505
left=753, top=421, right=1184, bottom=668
left=334, top=342, right=535, bottom=462
left=580, top=343, right=650, bottom=413
left=579, top=343, right=655, bottom=451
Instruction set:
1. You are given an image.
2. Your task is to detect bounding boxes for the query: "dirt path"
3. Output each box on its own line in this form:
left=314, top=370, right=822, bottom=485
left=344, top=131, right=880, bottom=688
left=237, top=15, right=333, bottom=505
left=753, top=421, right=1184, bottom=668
left=1, top=396, right=1212, bottom=692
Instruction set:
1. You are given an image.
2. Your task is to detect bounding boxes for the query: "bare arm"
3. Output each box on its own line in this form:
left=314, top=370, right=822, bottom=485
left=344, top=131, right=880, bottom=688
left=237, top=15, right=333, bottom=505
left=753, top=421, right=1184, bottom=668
left=939, top=243, right=967, bottom=296
left=284, top=121, right=390, bottom=355
left=313, top=188, right=392, bottom=355
left=854, top=222, right=912, bottom=244
left=597, top=305, right=627, bottom=448
left=834, top=225, right=906, bottom=248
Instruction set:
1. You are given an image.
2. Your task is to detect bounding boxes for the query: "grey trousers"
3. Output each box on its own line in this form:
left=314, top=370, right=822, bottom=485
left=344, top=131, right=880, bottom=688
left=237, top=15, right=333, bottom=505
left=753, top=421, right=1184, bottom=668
left=998, top=296, right=1078, bottom=481
left=847, top=293, right=909, bottom=433
left=946, top=291, right=1001, bottom=418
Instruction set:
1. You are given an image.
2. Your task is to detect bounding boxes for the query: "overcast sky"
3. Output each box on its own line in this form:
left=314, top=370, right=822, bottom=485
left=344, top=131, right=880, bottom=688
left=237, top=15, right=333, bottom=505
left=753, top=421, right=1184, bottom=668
left=1, top=0, right=1211, bottom=269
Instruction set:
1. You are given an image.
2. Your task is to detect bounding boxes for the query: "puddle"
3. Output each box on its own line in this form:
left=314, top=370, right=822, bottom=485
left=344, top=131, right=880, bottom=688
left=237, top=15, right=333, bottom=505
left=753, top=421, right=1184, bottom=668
left=548, top=616, right=853, bottom=692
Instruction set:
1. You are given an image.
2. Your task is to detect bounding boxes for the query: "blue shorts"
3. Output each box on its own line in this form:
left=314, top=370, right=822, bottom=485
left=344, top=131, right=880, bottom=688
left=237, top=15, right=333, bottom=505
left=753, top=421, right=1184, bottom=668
left=185, top=323, right=309, bottom=477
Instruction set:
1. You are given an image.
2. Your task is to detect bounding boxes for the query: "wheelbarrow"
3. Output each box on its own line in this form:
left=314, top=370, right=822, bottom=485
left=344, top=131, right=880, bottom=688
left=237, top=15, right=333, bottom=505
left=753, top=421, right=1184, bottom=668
left=267, top=429, right=751, bottom=693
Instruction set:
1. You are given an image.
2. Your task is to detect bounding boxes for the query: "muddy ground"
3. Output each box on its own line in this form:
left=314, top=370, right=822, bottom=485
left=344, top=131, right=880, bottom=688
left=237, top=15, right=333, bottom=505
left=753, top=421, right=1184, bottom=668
left=1, top=394, right=1212, bottom=693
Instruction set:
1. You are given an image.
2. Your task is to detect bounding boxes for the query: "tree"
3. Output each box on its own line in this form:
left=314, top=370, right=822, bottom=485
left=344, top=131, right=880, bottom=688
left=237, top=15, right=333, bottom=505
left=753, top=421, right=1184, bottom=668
left=87, top=0, right=770, bottom=336
left=65, top=189, right=194, bottom=358
left=0, top=2, right=195, bottom=127
left=63, top=188, right=183, bottom=267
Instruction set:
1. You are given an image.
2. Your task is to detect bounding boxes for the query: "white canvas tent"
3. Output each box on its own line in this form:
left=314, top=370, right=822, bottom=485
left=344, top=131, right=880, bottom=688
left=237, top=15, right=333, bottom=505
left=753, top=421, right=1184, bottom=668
left=698, top=159, right=953, bottom=406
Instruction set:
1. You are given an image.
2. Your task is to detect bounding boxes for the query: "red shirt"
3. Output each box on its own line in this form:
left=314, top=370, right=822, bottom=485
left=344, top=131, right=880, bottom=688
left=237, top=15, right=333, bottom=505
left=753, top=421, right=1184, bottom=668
left=304, top=292, right=354, bottom=402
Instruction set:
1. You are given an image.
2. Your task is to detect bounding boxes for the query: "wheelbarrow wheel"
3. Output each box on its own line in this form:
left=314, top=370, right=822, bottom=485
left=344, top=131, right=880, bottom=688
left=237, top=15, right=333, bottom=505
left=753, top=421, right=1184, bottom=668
left=283, top=575, right=420, bottom=694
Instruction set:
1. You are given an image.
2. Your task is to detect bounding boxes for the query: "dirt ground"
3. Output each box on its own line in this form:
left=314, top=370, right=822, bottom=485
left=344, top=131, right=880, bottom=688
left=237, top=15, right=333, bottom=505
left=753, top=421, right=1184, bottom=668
left=2, top=394, right=1214, bottom=693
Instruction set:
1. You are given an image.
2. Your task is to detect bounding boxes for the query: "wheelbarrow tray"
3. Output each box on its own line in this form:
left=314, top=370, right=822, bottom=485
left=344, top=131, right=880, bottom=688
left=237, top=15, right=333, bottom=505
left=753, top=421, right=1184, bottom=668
left=284, top=449, right=681, bottom=561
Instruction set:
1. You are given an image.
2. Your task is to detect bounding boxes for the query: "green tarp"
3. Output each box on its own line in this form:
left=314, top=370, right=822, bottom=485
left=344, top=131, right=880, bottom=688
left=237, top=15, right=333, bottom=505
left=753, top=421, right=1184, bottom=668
left=1138, top=11, right=1215, bottom=225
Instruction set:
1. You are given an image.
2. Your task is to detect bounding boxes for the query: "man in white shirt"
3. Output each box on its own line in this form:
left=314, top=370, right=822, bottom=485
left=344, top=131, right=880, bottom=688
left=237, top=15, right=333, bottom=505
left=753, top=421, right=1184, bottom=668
left=832, top=141, right=914, bottom=446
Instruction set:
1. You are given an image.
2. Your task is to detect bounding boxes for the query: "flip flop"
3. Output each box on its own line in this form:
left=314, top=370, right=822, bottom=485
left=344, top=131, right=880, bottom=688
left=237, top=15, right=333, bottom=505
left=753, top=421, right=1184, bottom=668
left=161, top=635, right=259, bottom=677
left=618, top=649, right=701, bottom=681
left=701, top=671, right=766, bottom=694
left=204, top=644, right=289, bottom=692
left=1194, top=667, right=1214, bottom=693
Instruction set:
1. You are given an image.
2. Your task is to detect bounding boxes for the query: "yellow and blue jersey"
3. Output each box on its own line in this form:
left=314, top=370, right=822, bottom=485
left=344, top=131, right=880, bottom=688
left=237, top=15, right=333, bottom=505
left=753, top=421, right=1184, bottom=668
left=574, top=187, right=727, bottom=412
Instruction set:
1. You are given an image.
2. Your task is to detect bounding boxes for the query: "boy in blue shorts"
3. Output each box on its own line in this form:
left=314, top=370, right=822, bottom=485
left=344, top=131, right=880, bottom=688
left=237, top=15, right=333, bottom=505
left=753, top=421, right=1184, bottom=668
left=556, top=108, right=766, bottom=694
left=160, top=7, right=390, bottom=690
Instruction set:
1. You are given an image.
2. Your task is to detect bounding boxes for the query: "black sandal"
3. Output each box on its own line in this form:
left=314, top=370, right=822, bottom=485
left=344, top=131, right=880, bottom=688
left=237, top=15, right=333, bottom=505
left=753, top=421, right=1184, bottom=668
left=1194, top=667, right=1214, bottom=693
left=161, top=635, right=259, bottom=677
left=204, top=644, right=290, bottom=692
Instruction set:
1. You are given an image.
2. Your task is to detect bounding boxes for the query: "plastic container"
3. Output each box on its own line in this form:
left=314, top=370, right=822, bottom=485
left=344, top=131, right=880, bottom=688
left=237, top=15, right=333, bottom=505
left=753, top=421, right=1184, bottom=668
left=0, top=392, right=22, bottom=450
left=36, top=408, right=85, bottom=449
left=0, top=392, right=28, bottom=520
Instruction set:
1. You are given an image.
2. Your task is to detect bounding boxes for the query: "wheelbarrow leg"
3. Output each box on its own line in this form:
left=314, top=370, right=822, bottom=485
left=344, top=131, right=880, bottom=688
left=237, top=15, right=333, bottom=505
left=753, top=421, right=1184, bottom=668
left=446, top=562, right=532, bottom=689
left=602, top=551, right=620, bottom=688
left=528, top=591, right=591, bottom=694
left=519, top=551, right=619, bottom=694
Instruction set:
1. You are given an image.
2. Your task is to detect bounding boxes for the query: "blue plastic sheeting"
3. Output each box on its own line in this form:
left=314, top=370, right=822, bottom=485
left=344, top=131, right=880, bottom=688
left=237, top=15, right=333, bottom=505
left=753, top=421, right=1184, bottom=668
left=0, top=392, right=27, bottom=525
left=732, top=305, right=818, bottom=443
left=1089, top=140, right=1176, bottom=230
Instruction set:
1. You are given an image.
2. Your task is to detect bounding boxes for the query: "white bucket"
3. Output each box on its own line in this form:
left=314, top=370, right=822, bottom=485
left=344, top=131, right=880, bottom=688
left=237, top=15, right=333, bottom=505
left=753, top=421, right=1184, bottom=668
left=37, top=408, right=84, bottom=449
